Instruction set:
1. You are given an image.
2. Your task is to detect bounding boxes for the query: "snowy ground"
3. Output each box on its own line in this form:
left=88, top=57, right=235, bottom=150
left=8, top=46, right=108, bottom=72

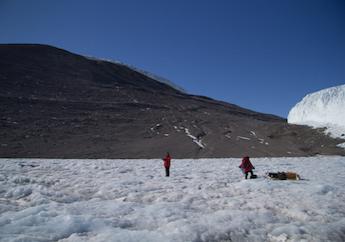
left=1, top=157, right=345, bottom=242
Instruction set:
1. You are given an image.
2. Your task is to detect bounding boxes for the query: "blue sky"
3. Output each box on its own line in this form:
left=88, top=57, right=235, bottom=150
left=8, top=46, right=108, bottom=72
left=1, top=0, right=344, bottom=117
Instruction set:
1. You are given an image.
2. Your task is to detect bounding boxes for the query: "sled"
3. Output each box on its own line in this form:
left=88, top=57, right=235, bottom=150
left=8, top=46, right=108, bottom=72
left=267, top=172, right=300, bottom=180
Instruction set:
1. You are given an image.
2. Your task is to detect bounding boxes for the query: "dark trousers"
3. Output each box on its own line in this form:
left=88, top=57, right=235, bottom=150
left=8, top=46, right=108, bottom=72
left=165, top=167, right=170, bottom=177
left=245, top=171, right=254, bottom=179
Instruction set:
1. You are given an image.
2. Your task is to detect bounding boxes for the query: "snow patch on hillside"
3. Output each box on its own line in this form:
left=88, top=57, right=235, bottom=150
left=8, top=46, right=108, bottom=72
left=184, top=128, right=205, bottom=148
left=288, top=85, right=345, bottom=142
left=237, top=136, right=251, bottom=140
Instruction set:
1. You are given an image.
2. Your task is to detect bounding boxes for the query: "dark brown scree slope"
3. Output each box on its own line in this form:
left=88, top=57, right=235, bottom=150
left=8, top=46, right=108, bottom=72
left=1, top=44, right=344, bottom=158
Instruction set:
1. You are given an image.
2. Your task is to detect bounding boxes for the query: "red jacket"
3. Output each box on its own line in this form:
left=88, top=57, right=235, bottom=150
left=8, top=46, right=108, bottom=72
left=239, top=156, right=254, bottom=173
left=163, top=155, right=171, bottom=168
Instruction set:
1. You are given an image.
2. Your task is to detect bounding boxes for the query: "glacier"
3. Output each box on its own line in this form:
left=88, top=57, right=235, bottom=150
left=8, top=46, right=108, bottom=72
left=1, top=157, right=345, bottom=242
left=288, top=84, right=345, bottom=139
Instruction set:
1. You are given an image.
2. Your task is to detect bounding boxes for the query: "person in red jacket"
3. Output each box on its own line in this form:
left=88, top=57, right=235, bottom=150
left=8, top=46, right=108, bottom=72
left=239, top=156, right=255, bottom=179
left=163, top=152, right=171, bottom=177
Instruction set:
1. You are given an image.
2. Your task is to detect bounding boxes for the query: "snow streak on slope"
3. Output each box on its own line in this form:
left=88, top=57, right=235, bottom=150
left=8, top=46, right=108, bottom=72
left=1, top=157, right=345, bottom=242
left=85, top=56, right=186, bottom=93
left=126, top=65, right=186, bottom=93
left=288, top=84, right=345, bottom=139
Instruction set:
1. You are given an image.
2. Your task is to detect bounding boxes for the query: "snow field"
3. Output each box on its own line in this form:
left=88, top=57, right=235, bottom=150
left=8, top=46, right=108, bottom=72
left=0, top=157, right=345, bottom=242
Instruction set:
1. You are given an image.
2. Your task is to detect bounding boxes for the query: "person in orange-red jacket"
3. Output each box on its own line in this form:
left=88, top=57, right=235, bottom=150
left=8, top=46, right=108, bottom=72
left=163, top=152, right=171, bottom=177
left=239, top=156, right=255, bottom=179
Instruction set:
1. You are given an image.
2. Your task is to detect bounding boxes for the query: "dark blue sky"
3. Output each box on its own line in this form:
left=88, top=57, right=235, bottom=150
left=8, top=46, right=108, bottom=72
left=1, top=0, right=344, bottom=117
